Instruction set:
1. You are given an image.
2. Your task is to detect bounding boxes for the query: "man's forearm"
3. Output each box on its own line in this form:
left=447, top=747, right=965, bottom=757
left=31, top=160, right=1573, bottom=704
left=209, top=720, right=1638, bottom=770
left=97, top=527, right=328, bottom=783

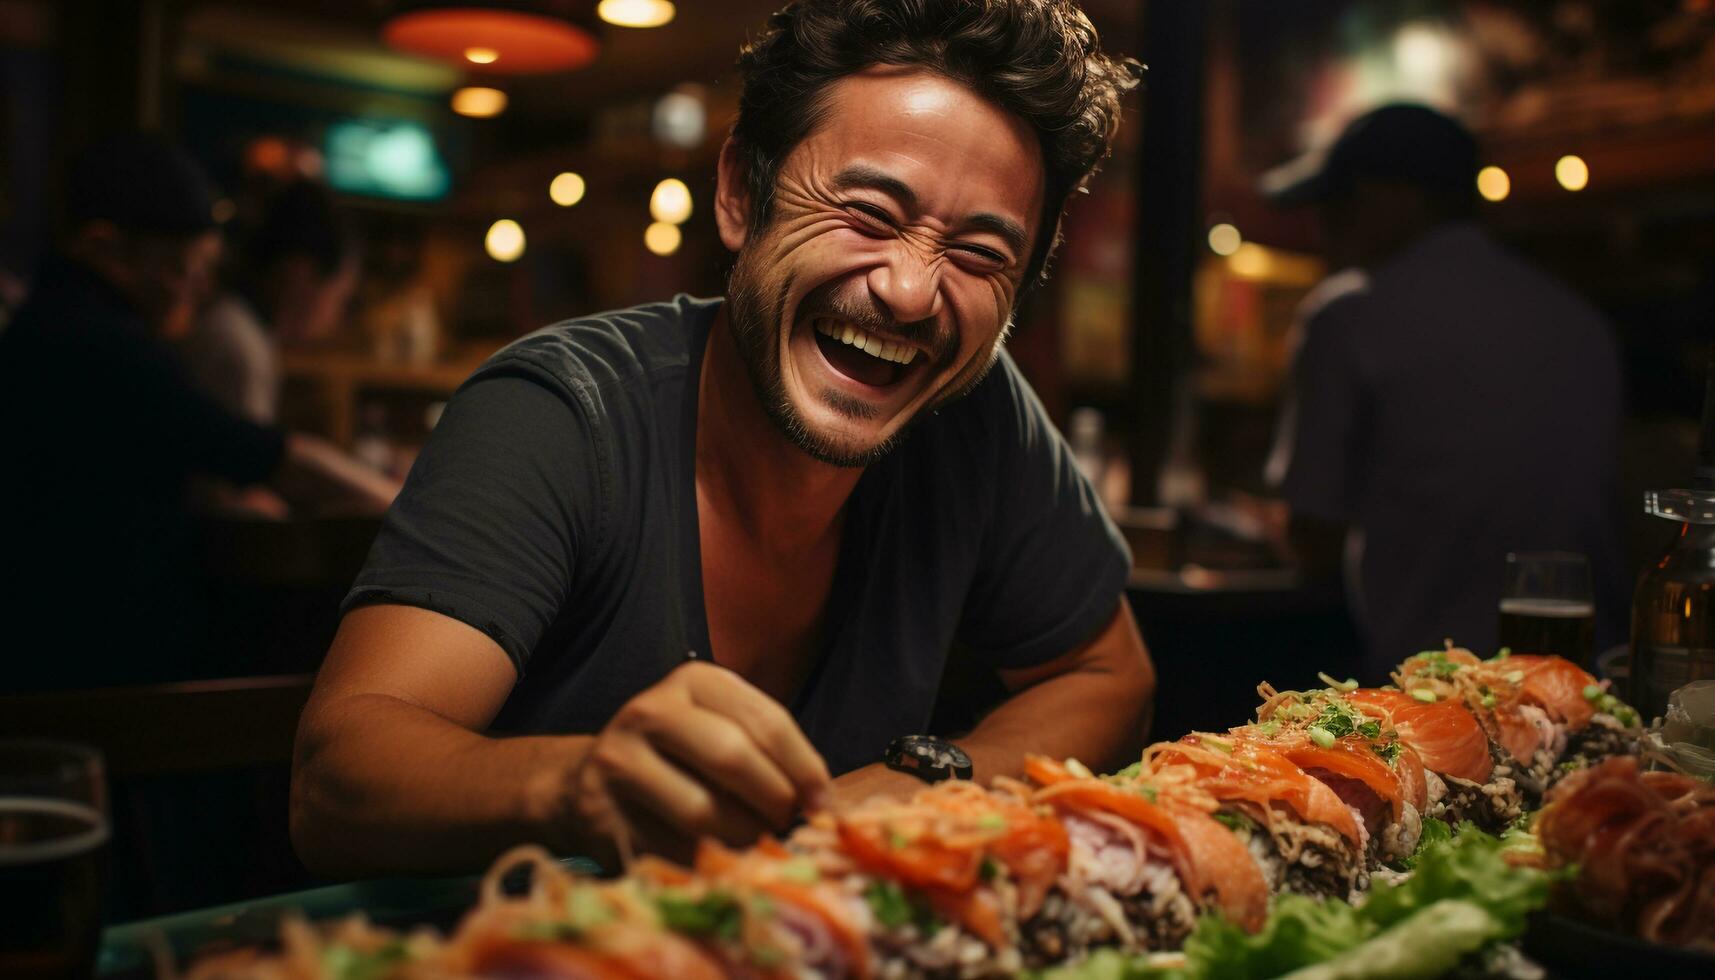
left=291, top=692, right=593, bottom=877
left=964, top=604, right=1153, bottom=780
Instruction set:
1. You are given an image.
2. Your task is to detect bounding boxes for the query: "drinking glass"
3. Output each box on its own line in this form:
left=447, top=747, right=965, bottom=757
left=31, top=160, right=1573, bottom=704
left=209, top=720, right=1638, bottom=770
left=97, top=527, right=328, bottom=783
left=0, top=740, right=110, bottom=980
left=1499, top=551, right=1595, bottom=667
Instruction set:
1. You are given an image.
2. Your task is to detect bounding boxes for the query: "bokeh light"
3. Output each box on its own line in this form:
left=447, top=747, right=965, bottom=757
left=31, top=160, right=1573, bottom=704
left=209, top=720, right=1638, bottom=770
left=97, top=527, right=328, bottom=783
left=649, top=178, right=692, bottom=224
left=1555, top=155, right=1589, bottom=192
left=1476, top=166, right=1510, bottom=202
left=644, top=221, right=682, bottom=256
left=597, top=0, right=676, bottom=28
left=485, top=219, right=526, bottom=262
left=549, top=172, right=586, bottom=207
left=451, top=87, right=508, bottom=119
left=1207, top=222, right=1242, bottom=256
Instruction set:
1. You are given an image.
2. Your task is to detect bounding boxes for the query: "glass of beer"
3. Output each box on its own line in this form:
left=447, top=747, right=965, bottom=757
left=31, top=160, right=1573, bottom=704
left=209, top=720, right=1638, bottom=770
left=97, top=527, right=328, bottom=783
left=1499, top=551, right=1596, bottom=667
left=0, top=740, right=109, bottom=980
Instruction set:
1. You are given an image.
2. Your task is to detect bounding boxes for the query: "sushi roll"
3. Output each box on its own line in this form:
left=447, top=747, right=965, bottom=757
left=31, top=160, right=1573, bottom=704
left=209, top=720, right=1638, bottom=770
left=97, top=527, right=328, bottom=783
left=1391, top=648, right=1640, bottom=801
left=633, top=838, right=875, bottom=979
left=1143, top=734, right=1368, bottom=900
left=788, top=778, right=1069, bottom=978
left=441, top=846, right=732, bottom=980
left=1239, top=685, right=1429, bottom=867
left=1023, top=756, right=1269, bottom=956
left=1345, top=687, right=1525, bottom=833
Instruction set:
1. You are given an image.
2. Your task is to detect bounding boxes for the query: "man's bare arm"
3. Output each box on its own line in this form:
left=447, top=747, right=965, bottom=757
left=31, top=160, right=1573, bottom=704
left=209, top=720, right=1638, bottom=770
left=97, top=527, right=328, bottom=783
left=292, top=604, right=833, bottom=878
left=290, top=604, right=582, bottom=876
left=832, top=598, right=1155, bottom=803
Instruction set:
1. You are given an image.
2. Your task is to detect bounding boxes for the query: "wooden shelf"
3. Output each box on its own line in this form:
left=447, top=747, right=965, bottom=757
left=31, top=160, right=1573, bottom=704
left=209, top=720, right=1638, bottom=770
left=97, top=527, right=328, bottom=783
left=280, top=343, right=500, bottom=447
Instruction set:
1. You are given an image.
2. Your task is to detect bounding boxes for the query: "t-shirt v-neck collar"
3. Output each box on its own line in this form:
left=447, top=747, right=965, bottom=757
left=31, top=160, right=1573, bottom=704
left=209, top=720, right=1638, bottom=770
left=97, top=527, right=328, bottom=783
left=673, top=303, right=874, bottom=719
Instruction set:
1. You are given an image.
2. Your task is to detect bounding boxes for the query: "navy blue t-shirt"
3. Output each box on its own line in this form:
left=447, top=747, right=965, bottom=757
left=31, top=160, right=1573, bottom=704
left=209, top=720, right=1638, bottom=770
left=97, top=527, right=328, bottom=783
left=344, top=295, right=1129, bottom=775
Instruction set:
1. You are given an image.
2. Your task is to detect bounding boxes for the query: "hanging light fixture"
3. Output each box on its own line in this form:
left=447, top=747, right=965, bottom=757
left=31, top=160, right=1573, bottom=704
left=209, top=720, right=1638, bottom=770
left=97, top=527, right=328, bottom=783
left=383, top=3, right=601, bottom=74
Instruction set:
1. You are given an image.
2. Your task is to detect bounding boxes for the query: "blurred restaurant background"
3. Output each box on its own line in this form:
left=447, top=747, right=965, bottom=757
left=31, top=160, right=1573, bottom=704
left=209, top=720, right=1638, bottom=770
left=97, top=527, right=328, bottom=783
left=1, top=0, right=1712, bottom=919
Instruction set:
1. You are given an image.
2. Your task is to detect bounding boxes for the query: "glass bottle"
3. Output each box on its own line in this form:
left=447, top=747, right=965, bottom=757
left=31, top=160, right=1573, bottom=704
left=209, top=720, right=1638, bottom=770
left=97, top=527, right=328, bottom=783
left=1630, top=346, right=1715, bottom=721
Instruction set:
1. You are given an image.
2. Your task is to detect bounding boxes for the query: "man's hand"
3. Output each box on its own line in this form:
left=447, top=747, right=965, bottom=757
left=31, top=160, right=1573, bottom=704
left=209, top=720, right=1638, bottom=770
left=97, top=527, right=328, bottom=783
left=567, top=661, right=833, bottom=862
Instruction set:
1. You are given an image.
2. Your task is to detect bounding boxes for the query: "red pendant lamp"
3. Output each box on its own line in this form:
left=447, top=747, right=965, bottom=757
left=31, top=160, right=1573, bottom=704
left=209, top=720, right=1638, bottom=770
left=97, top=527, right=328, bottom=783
left=382, top=2, right=601, bottom=74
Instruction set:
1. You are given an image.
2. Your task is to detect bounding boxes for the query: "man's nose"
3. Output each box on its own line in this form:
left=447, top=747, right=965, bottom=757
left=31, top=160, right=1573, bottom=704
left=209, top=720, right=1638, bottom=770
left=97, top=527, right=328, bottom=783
left=867, top=245, right=943, bottom=326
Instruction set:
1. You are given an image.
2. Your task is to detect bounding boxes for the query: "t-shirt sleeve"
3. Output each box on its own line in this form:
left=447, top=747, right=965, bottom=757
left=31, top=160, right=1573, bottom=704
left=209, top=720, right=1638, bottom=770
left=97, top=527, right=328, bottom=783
left=342, top=368, right=601, bottom=669
left=955, top=359, right=1131, bottom=669
left=1278, top=298, right=1371, bottom=523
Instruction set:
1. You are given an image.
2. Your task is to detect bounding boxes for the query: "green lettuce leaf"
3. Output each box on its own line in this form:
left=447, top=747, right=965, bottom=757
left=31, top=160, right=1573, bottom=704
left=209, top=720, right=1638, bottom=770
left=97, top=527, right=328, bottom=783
left=1274, top=899, right=1502, bottom=980
left=1362, top=826, right=1551, bottom=939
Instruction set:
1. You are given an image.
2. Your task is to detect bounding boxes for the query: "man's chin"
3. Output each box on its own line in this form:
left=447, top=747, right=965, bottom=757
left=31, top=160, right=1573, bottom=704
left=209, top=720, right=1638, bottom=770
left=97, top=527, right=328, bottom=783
left=774, top=401, right=909, bottom=469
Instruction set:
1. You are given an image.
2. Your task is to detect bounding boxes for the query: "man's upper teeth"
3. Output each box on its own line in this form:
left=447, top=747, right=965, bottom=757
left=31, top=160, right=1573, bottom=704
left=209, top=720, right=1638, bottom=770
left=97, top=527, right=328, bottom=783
left=814, top=318, right=916, bottom=365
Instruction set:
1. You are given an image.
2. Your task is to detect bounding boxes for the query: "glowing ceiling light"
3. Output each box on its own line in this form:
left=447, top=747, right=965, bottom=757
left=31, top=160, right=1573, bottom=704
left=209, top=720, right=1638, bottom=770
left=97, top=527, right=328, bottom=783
left=485, top=219, right=526, bottom=262
left=644, top=221, right=682, bottom=256
left=451, top=86, right=507, bottom=118
left=649, top=177, right=692, bottom=224
left=1476, top=165, right=1510, bottom=202
left=598, top=0, right=676, bottom=29
left=549, top=172, right=586, bottom=207
left=383, top=8, right=599, bottom=74
left=1207, top=222, right=1241, bottom=256
left=1555, top=154, right=1589, bottom=191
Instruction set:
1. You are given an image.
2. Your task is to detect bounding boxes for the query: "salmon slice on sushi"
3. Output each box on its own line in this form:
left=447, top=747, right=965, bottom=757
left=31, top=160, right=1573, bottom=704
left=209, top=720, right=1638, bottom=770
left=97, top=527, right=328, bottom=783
left=1240, top=685, right=1429, bottom=867
left=1392, top=647, right=1640, bottom=799
left=789, top=778, right=1069, bottom=978
left=1023, top=756, right=1270, bottom=955
left=1345, top=687, right=1526, bottom=832
left=1143, top=734, right=1368, bottom=900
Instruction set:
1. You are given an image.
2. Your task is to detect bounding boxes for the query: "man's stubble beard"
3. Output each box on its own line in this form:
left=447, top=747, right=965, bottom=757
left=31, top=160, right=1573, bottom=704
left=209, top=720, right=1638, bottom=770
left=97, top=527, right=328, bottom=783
left=725, top=241, right=1013, bottom=469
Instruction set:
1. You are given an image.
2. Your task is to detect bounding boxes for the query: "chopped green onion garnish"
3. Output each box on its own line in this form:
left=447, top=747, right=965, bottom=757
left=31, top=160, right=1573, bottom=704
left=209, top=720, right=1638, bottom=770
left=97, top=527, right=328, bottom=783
left=1504, top=670, right=1525, bottom=684
left=1309, top=726, right=1336, bottom=748
left=1582, top=684, right=1602, bottom=701
left=1410, top=688, right=1437, bottom=703
left=779, top=857, right=819, bottom=884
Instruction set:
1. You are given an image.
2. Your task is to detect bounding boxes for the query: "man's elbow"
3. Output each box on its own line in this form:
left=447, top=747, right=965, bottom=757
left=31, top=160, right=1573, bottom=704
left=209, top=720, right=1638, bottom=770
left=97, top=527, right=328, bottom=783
left=289, top=713, right=364, bottom=878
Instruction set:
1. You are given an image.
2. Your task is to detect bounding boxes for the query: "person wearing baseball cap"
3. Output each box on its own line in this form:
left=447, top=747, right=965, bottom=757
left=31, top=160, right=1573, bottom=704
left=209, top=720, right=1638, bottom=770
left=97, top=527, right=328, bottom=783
left=1259, top=103, right=1626, bottom=680
left=0, top=133, right=400, bottom=690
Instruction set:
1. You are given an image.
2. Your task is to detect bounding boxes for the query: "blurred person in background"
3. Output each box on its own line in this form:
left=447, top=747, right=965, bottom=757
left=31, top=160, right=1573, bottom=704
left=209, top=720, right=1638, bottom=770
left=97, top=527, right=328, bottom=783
left=1261, top=103, right=1625, bottom=681
left=0, top=133, right=400, bottom=690
left=180, top=179, right=359, bottom=425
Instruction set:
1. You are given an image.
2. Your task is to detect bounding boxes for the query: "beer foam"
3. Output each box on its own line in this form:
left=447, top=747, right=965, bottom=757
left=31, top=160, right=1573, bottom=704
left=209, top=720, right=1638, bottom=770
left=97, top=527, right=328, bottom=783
left=1498, top=598, right=1595, bottom=617
left=0, top=796, right=110, bottom=865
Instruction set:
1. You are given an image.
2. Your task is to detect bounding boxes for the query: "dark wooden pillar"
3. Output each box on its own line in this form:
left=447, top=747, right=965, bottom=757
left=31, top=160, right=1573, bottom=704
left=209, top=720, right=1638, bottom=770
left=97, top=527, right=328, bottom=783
left=1129, top=0, right=1207, bottom=504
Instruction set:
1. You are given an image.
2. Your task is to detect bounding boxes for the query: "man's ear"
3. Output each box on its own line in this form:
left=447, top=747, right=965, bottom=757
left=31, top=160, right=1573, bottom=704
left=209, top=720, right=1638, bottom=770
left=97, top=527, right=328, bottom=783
left=714, top=136, right=752, bottom=252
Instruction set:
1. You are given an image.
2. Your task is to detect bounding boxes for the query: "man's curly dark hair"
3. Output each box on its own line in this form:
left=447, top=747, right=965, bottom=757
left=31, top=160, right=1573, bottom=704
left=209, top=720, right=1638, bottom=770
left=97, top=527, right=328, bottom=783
left=732, top=0, right=1141, bottom=292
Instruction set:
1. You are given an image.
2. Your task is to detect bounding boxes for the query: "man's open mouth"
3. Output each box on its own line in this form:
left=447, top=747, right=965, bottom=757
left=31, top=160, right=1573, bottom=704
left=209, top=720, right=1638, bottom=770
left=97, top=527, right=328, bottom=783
left=809, top=316, right=921, bottom=388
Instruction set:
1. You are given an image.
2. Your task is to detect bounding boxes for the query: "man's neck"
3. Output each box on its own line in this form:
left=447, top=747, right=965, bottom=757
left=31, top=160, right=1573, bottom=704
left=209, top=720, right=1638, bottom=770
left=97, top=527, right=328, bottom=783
left=696, top=305, right=863, bottom=555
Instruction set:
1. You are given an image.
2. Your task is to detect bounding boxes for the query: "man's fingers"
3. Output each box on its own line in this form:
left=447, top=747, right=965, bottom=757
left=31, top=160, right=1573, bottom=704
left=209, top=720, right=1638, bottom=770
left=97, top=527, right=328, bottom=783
left=598, top=736, right=774, bottom=846
left=682, top=663, right=833, bottom=808
left=648, top=706, right=799, bottom=829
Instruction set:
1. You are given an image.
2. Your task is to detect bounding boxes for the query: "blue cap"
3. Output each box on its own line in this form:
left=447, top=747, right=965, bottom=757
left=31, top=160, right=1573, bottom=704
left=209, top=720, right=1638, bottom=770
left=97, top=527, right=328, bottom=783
left=67, top=133, right=219, bottom=234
